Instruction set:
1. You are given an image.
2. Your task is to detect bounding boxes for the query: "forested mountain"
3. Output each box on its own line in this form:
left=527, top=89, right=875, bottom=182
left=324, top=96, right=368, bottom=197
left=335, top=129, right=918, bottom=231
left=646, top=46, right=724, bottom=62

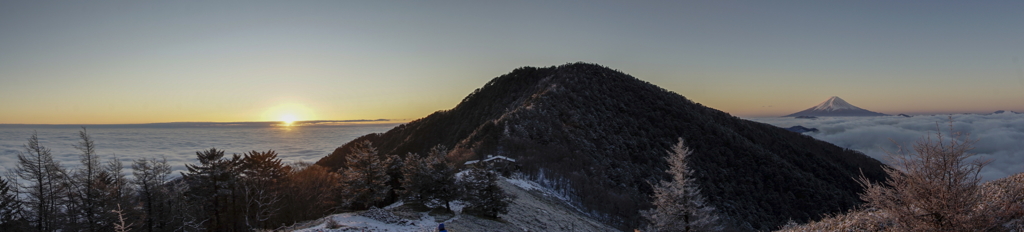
left=316, top=63, right=889, bottom=231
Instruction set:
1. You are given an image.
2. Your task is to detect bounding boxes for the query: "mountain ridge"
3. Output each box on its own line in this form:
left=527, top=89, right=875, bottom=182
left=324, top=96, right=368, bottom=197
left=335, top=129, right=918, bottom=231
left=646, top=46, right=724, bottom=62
left=317, top=63, right=889, bottom=230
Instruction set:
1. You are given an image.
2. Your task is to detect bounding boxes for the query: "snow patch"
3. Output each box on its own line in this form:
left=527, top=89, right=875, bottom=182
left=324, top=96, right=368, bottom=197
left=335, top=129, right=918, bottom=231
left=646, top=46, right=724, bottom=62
left=292, top=212, right=437, bottom=232
left=290, top=204, right=445, bottom=232
left=463, top=155, right=516, bottom=165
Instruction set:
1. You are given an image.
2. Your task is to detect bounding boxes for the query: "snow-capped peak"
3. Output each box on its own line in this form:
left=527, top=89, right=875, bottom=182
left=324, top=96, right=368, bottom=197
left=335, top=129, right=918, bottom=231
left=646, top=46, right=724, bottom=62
left=810, top=96, right=863, bottom=112
left=785, top=96, right=888, bottom=117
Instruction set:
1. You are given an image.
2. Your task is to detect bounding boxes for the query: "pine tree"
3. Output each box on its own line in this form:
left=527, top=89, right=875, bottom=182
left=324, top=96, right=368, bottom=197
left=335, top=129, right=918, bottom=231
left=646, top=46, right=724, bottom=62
left=15, top=132, right=69, bottom=232
left=181, top=148, right=242, bottom=231
left=338, top=141, right=395, bottom=209
left=641, top=138, right=721, bottom=232
left=401, top=145, right=458, bottom=211
left=458, top=167, right=513, bottom=218
left=132, top=156, right=172, bottom=232
left=239, top=150, right=287, bottom=229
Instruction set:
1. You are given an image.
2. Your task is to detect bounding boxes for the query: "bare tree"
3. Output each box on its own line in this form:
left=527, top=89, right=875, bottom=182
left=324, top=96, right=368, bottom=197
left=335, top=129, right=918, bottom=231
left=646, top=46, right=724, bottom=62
left=857, top=123, right=1024, bottom=231
left=642, top=138, right=721, bottom=232
left=15, top=132, right=69, bottom=232
left=72, top=127, right=106, bottom=232
left=0, top=176, right=26, bottom=230
left=112, top=204, right=134, bottom=232
left=278, top=163, right=341, bottom=224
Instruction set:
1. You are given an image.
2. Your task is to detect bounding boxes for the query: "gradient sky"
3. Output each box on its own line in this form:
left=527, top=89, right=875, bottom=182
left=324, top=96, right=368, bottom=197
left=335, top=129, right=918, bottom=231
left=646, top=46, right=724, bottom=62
left=2, top=1, right=1023, bottom=124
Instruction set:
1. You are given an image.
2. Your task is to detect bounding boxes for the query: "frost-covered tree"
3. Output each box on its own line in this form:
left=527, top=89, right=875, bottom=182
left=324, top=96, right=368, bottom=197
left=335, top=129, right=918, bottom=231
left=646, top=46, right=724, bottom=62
left=338, top=141, right=396, bottom=209
left=400, top=145, right=458, bottom=211
left=857, top=124, right=1024, bottom=231
left=15, top=133, right=69, bottom=232
left=459, top=167, right=513, bottom=218
left=642, top=138, right=721, bottom=232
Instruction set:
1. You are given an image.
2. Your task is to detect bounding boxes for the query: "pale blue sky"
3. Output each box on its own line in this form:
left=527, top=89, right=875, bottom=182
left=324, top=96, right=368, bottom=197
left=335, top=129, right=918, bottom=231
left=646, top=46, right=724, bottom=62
left=2, top=1, right=1022, bottom=123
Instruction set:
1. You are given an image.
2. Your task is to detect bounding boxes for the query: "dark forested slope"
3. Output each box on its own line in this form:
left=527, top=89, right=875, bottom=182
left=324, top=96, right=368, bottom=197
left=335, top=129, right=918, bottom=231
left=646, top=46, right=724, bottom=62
left=317, top=63, right=888, bottom=231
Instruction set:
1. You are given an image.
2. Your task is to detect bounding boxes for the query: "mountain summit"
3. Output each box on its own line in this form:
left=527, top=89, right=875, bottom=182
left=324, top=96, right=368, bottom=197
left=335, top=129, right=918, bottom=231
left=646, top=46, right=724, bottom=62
left=317, top=63, right=887, bottom=230
left=785, top=96, right=888, bottom=117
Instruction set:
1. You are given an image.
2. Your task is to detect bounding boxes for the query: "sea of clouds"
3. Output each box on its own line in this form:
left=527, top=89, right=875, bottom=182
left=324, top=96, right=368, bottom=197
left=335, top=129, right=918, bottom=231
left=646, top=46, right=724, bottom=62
left=750, top=112, right=1024, bottom=181
left=0, top=124, right=398, bottom=179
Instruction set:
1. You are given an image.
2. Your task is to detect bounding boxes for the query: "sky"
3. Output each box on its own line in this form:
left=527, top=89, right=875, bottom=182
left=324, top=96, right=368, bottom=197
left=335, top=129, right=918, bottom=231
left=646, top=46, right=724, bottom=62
left=2, top=1, right=1023, bottom=124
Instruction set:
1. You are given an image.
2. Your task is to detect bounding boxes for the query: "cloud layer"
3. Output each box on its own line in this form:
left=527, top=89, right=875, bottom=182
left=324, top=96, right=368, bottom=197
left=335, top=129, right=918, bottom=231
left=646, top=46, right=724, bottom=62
left=750, top=113, right=1024, bottom=181
left=0, top=124, right=397, bottom=179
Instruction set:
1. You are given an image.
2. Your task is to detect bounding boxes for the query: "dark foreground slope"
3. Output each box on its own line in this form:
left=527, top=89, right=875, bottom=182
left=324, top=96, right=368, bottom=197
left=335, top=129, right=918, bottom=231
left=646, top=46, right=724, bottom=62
left=317, top=63, right=888, bottom=231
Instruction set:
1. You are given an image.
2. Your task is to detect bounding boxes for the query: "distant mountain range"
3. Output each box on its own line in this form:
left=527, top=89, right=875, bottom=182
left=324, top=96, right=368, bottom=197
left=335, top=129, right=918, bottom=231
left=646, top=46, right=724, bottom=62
left=317, top=63, right=888, bottom=230
left=786, top=125, right=819, bottom=133
left=785, top=96, right=888, bottom=117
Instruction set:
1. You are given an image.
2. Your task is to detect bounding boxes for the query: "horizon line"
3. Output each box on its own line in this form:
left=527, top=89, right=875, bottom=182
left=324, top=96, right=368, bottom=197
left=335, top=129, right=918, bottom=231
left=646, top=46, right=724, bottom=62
left=0, top=119, right=408, bottom=127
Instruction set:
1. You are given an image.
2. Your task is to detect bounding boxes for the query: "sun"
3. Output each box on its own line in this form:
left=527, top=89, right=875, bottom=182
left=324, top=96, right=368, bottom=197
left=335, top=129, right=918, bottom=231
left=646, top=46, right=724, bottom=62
left=262, top=102, right=316, bottom=126
left=280, top=114, right=298, bottom=126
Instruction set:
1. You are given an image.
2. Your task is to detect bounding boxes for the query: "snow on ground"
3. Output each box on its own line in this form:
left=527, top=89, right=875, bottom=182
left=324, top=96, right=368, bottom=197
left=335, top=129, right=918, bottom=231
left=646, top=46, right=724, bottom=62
left=446, top=177, right=619, bottom=232
left=290, top=175, right=619, bottom=232
left=291, top=203, right=438, bottom=232
left=505, top=173, right=589, bottom=215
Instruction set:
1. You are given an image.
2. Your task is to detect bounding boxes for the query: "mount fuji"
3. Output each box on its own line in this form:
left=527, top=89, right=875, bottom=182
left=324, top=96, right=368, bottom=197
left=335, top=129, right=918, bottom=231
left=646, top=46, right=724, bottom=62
left=785, top=96, right=888, bottom=117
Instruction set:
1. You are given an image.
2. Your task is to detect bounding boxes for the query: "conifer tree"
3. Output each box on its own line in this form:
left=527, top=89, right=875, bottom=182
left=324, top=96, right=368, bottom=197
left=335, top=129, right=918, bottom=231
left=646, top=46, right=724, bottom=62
left=239, top=150, right=287, bottom=229
left=181, top=148, right=242, bottom=231
left=642, top=138, right=721, bottom=232
left=458, top=167, right=513, bottom=218
left=401, top=145, right=458, bottom=211
left=338, top=141, right=395, bottom=209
